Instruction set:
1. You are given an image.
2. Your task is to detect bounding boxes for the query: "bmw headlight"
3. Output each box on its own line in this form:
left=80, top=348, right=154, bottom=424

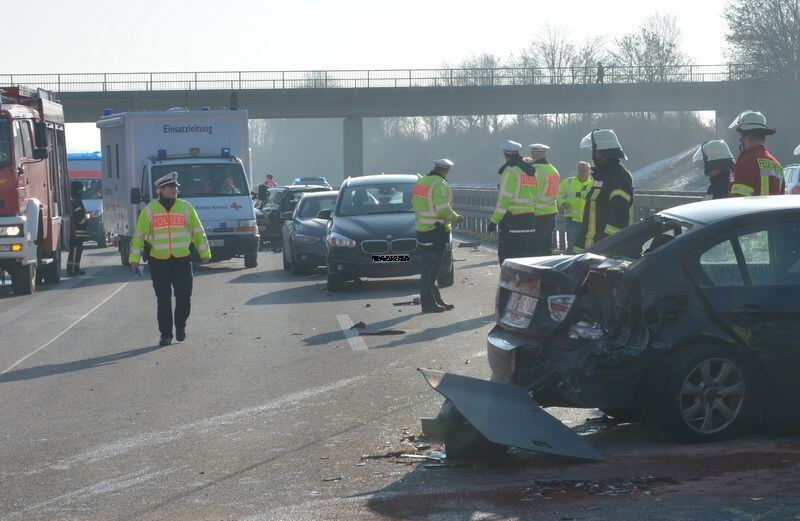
left=294, top=233, right=320, bottom=244
left=326, top=232, right=357, bottom=248
left=0, top=225, right=23, bottom=237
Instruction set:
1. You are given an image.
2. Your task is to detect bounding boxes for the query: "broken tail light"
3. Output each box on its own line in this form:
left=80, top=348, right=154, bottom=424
left=568, top=321, right=606, bottom=340
left=547, top=295, right=575, bottom=322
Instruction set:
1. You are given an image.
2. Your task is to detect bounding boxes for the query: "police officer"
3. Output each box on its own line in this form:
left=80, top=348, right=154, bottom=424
left=728, top=111, right=784, bottom=197
left=413, top=159, right=463, bottom=313
left=67, top=181, right=91, bottom=275
left=488, top=140, right=537, bottom=264
left=527, top=143, right=561, bottom=256
left=692, top=140, right=735, bottom=200
left=573, top=129, right=634, bottom=253
left=558, top=161, right=593, bottom=251
left=129, top=172, right=211, bottom=346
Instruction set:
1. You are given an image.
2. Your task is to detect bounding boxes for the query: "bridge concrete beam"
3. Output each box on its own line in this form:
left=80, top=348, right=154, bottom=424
left=343, top=117, right=363, bottom=179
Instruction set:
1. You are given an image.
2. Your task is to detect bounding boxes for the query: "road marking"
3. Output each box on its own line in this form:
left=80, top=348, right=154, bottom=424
left=335, top=314, right=369, bottom=351
left=1, top=282, right=129, bottom=375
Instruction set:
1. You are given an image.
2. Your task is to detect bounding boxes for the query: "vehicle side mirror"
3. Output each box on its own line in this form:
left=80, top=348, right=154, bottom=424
left=34, top=121, right=48, bottom=148
left=280, top=211, right=293, bottom=220
left=130, top=187, right=142, bottom=204
left=317, top=209, right=332, bottom=220
left=32, top=148, right=48, bottom=160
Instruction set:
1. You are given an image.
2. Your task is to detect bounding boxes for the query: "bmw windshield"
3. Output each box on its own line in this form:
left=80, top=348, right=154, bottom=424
left=336, top=182, right=414, bottom=216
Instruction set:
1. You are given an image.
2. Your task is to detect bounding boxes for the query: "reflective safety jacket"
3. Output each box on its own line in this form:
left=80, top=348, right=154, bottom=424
left=574, top=161, right=634, bottom=253
left=729, top=145, right=784, bottom=197
left=558, top=175, right=594, bottom=222
left=412, top=174, right=460, bottom=232
left=129, top=199, right=211, bottom=264
left=532, top=160, right=561, bottom=216
left=491, top=156, right=537, bottom=224
left=70, top=193, right=91, bottom=238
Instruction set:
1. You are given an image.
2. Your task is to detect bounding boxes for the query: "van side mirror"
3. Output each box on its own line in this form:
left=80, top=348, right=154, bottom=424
left=131, top=187, right=142, bottom=204
left=317, top=209, right=332, bottom=220
left=34, top=121, right=48, bottom=148
left=32, top=148, right=48, bottom=160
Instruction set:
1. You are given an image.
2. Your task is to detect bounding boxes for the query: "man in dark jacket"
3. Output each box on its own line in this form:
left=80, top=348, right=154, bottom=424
left=67, top=181, right=91, bottom=275
left=573, top=129, right=634, bottom=253
left=693, top=140, right=734, bottom=200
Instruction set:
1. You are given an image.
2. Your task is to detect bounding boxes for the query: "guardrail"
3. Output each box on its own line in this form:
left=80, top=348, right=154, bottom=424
left=0, top=64, right=774, bottom=93
left=451, top=187, right=705, bottom=247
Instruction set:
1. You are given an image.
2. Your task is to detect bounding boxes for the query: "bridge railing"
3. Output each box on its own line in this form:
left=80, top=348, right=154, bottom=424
left=451, top=187, right=705, bottom=246
left=0, top=64, right=774, bottom=93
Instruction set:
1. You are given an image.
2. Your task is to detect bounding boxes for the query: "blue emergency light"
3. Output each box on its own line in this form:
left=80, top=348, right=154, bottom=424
left=103, top=109, right=114, bottom=116
left=157, top=149, right=168, bottom=160
left=201, top=107, right=211, bottom=111
left=221, top=147, right=231, bottom=157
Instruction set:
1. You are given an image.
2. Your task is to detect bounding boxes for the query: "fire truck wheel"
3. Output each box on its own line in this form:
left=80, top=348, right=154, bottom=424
left=11, top=263, right=36, bottom=295
left=41, top=248, right=62, bottom=284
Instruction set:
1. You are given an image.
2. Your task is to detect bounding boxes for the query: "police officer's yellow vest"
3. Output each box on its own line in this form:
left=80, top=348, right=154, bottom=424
left=129, top=199, right=211, bottom=264
left=533, top=162, right=561, bottom=216
left=490, top=166, right=537, bottom=224
left=413, top=175, right=460, bottom=232
left=558, top=175, right=593, bottom=222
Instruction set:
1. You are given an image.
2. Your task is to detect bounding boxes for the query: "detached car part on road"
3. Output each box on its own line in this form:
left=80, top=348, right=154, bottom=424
left=320, top=174, right=454, bottom=291
left=487, top=196, right=800, bottom=443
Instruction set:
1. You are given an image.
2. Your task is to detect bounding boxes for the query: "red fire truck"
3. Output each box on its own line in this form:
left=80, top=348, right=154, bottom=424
left=0, top=87, right=68, bottom=294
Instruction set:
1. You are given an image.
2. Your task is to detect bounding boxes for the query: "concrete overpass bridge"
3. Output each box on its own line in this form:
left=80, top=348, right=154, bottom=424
left=4, top=65, right=798, bottom=177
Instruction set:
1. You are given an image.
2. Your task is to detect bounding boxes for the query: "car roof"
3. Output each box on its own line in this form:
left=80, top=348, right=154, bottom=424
left=659, top=195, right=800, bottom=225
left=343, top=174, right=419, bottom=186
left=278, top=184, right=329, bottom=191
left=298, top=190, right=338, bottom=199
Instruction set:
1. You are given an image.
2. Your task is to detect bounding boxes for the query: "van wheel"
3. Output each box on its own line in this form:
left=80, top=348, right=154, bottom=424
left=11, top=263, right=36, bottom=295
left=244, top=252, right=258, bottom=268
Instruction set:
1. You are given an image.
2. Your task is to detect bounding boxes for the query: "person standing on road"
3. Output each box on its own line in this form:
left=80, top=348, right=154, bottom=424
left=264, top=174, right=276, bottom=187
left=527, top=143, right=561, bottom=256
left=728, top=110, right=784, bottom=197
left=413, top=159, right=463, bottom=313
left=693, top=140, right=735, bottom=200
left=67, top=181, right=91, bottom=276
left=558, top=161, right=593, bottom=251
left=573, top=129, right=634, bottom=253
left=129, top=172, right=211, bottom=347
left=488, top=140, right=537, bottom=264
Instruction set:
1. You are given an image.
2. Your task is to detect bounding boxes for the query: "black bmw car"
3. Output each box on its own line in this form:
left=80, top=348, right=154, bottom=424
left=281, top=191, right=338, bottom=274
left=488, top=196, right=800, bottom=442
left=320, top=174, right=454, bottom=291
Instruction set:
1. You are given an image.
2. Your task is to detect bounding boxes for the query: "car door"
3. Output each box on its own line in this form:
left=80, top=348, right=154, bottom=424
left=688, top=219, right=800, bottom=402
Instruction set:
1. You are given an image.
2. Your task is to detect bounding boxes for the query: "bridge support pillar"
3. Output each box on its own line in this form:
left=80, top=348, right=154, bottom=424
left=343, top=117, right=363, bottom=179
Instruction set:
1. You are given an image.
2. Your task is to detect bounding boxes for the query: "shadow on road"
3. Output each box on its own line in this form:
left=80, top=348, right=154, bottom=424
left=0, top=344, right=167, bottom=383
left=457, top=259, right=498, bottom=270
left=368, top=315, right=495, bottom=350
left=245, top=277, right=420, bottom=306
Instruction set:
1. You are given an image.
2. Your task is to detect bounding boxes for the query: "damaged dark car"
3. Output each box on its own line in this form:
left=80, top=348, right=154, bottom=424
left=488, top=196, right=800, bottom=442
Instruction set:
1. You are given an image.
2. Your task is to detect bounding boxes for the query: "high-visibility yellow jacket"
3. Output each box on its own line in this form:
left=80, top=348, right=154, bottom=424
left=491, top=157, right=537, bottom=224
left=413, top=174, right=460, bottom=232
left=558, top=175, right=594, bottom=223
left=129, top=199, right=211, bottom=264
left=532, top=160, right=561, bottom=216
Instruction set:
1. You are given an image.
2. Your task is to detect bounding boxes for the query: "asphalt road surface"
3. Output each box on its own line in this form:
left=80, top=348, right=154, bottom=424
left=1, top=242, right=798, bottom=521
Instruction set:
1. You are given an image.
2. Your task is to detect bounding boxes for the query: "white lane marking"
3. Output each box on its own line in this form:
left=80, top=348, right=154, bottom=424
left=54, top=375, right=367, bottom=468
left=1, top=282, right=129, bottom=375
left=335, top=314, right=369, bottom=352
left=13, top=468, right=173, bottom=516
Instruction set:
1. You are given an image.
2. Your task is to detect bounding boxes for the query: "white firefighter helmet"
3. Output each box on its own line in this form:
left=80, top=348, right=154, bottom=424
left=692, top=140, right=735, bottom=164
left=728, top=110, right=776, bottom=135
left=502, top=140, right=522, bottom=153
left=794, top=144, right=800, bottom=156
left=580, top=129, right=626, bottom=159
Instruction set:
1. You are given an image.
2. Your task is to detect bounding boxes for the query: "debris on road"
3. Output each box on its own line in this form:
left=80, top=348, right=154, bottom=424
left=359, top=329, right=405, bottom=336
left=365, top=303, right=371, bottom=308
left=322, top=476, right=343, bottom=482
left=393, top=296, right=421, bottom=307
left=350, top=321, right=366, bottom=330
left=457, top=241, right=481, bottom=248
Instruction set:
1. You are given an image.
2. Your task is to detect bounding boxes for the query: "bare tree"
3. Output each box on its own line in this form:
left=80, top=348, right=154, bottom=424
left=724, top=0, right=800, bottom=79
left=610, top=13, right=690, bottom=82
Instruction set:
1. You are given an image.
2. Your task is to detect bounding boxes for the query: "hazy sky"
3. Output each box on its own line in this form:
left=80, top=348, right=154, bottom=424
left=10, top=0, right=728, bottom=150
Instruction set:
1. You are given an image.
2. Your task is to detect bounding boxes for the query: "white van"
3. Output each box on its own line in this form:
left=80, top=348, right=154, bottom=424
left=97, top=109, right=258, bottom=267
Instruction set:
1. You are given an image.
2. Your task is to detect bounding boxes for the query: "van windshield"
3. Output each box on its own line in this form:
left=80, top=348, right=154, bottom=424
left=153, top=163, right=248, bottom=198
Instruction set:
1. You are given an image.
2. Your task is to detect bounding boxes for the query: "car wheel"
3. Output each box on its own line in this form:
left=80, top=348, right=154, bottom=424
left=437, top=257, right=455, bottom=288
left=244, top=252, right=258, bottom=268
left=327, top=272, right=344, bottom=291
left=282, top=245, right=291, bottom=271
left=655, top=345, right=751, bottom=443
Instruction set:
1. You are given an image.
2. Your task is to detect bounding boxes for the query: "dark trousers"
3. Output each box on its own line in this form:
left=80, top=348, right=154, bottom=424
left=565, top=219, right=583, bottom=252
left=498, top=213, right=535, bottom=264
left=67, top=234, right=85, bottom=272
left=418, top=227, right=447, bottom=307
left=528, top=214, right=556, bottom=256
left=148, top=256, right=193, bottom=337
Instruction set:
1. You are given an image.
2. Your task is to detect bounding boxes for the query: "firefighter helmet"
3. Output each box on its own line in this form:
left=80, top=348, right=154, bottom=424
left=580, top=129, right=626, bottom=159
left=728, top=110, right=776, bottom=135
left=794, top=144, right=800, bottom=156
left=692, top=140, right=734, bottom=163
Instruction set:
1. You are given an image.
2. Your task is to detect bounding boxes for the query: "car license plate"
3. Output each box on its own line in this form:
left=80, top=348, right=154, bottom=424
left=209, top=239, right=224, bottom=247
left=372, top=255, right=410, bottom=263
left=501, top=293, right=537, bottom=329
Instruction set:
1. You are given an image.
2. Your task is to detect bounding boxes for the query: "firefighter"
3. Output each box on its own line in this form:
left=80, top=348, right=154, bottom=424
left=573, top=129, right=634, bottom=253
left=728, top=110, right=784, bottom=197
left=488, top=140, right=537, bottom=264
left=129, top=172, right=211, bottom=347
left=558, top=161, right=593, bottom=251
left=413, top=159, right=463, bottom=313
left=527, top=143, right=561, bottom=256
left=67, top=181, right=91, bottom=275
left=692, top=140, right=735, bottom=200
